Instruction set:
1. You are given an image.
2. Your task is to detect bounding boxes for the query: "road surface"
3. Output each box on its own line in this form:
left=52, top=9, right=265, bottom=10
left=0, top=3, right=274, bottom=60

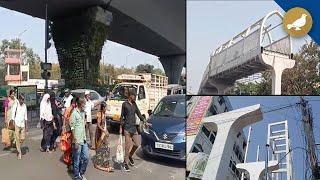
left=0, top=126, right=185, bottom=180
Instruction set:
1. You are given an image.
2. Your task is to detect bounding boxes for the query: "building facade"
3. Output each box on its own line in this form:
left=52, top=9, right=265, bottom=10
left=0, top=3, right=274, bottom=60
left=187, top=96, right=260, bottom=180
left=4, top=49, right=29, bottom=86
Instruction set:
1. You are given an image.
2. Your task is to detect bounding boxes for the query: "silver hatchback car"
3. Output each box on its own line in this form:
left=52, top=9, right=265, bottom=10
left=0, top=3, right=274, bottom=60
left=71, top=89, right=105, bottom=121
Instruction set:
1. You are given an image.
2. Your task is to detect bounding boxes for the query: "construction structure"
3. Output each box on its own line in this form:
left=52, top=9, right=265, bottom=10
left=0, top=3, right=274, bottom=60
left=266, top=120, right=293, bottom=180
left=236, top=120, right=293, bottom=180
left=199, top=10, right=295, bottom=95
left=186, top=96, right=262, bottom=180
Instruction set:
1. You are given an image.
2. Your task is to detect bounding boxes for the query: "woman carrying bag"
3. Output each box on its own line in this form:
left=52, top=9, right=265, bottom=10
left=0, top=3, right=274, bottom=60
left=92, top=102, right=114, bottom=173
left=3, top=89, right=18, bottom=149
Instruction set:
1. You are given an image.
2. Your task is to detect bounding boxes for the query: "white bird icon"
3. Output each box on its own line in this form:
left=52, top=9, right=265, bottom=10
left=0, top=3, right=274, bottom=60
left=287, top=14, right=308, bottom=31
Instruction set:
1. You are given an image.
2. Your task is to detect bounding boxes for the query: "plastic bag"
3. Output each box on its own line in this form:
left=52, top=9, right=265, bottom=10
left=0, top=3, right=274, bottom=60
left=1, top=128, right=10, bottom=146
left=116, top=135, right=124, bottom=163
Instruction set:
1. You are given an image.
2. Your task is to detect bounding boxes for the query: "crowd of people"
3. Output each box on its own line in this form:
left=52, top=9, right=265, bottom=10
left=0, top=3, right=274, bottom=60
left=1, top=88, right=151, bottom=180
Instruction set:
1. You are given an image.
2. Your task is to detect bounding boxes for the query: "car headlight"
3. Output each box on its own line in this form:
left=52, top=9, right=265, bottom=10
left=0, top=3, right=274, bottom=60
left=177, top=131, right=186, bottom=142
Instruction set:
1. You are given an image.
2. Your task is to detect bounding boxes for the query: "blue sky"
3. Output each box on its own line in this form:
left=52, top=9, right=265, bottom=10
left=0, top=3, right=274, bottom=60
left=229, top=96, right=320, bottom=179
left=0, top=7, right=163, bottom=69
left=187, top=1, right=312, bottom=94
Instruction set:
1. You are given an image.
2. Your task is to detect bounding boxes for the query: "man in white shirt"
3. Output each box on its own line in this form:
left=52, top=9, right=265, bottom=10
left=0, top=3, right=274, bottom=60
left=11, top=95, right=28, bottom=160
left=84, top=90, right=95, bottom=149
left=63, top=89, right=73, bottom=108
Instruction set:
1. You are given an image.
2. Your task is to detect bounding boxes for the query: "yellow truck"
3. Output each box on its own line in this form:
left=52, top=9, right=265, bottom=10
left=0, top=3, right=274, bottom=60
left=106, top=73, right=168, bottom=129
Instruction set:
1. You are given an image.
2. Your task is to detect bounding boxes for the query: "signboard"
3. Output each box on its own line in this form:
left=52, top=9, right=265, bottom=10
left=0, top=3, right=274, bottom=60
left=186, top=96, right=212, bottom=136
left=188, top=152, right=209, bottom=179
left=16, top=85, right=37, bottom=107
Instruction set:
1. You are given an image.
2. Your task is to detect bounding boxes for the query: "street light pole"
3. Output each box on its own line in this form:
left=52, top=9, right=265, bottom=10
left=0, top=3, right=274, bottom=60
left=265, top=144, right=270, bottom=180
left=44, top=2, right=49, bottom=92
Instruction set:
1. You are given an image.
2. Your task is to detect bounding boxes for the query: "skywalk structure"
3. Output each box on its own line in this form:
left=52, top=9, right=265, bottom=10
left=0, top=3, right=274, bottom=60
left=236, top=120, right=293, bottom=180
left=199, top=11, right=295, bottom=95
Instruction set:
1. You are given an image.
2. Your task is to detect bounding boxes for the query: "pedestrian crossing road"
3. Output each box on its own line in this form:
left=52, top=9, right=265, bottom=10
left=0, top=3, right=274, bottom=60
left=0, top=128, right=185, bottom=180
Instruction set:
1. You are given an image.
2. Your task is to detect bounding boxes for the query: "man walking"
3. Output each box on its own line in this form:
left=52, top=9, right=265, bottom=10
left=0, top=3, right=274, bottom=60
left=70, top=97, right=89, bottom=180
left=84, top=90, right=95, bottom=149
left=11, top=95, right=28, bottom=159
left=63, top=89, right=73, bottom=108
left=119, top=92, right=150, bottom=172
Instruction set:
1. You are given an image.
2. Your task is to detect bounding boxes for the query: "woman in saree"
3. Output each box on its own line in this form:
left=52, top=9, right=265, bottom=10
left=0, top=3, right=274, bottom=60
left=92, top=102, right=114, bottom=172
left=4, top=89, right=18, bottom=149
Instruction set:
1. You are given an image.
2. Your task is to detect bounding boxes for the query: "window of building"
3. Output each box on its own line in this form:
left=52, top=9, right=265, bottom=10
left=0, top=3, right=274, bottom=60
left=229, top=158, right=242, bottom=180
left=191, top=143, right=204, bottom=153
left=206, top=103, right=217, bottom=117
left=209, top=133, right=216, bottom=144
left=22, top=71, right=28, bottom=81
left=218, top=96, right=225, bottom=105
left=9, top=64, right=20, bottom=75
left=138, top=86, right=146, bottom=100
left=201, top=126, right=210, bottom=138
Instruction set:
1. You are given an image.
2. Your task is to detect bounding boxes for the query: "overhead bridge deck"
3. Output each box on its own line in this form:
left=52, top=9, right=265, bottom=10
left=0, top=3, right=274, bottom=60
left=199, top=11, right=295, bottom=95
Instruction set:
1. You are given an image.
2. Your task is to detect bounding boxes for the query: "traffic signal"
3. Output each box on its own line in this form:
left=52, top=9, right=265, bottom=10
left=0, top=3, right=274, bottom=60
left=41, top=70, right=51, bottom=79
left=46, top=21, right=53, bottom=50
left=41, top=62, right=52, bottom=71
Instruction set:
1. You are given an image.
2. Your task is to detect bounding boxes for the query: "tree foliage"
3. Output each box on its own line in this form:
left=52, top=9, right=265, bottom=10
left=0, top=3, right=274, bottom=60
left=135, top=64, right=165, bottom=75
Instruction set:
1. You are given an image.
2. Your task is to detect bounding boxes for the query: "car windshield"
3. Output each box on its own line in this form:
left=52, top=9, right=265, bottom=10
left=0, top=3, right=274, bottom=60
left=111, top=85, right=137, bottom=101
left=153, top=98, right=186, bottom=118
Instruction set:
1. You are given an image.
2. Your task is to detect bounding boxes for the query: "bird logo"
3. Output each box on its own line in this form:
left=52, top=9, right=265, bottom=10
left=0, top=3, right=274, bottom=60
left=283, top=7, right=313, bottom=37
left=287, top=14, right=307, bottom=31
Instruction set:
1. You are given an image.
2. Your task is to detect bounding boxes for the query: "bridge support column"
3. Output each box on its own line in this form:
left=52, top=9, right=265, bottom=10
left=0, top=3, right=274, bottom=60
left=52, top=7, right=112, bottom=89
left=272, top=68, right=284, bottom=95
left=261, top=54, right=295, bottom=95
left=216, top=84, right=233, bottom=95
left=201, top=105, right=262, bottom=179
left=159, top=55, right=185, bottom=84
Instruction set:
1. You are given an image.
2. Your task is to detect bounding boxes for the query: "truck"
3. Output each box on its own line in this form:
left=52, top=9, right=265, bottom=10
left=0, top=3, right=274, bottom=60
left=105, top=73, right=168, bottom=130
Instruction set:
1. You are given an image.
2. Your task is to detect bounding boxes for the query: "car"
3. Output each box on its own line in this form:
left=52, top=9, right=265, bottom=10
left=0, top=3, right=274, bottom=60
left=70, top=89, right=105, bottom=121
left=141, top=94, right=186, bottom=161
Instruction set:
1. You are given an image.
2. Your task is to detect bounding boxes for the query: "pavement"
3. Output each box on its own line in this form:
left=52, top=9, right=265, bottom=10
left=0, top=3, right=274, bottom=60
left=0, top=127, right=185, bottom=180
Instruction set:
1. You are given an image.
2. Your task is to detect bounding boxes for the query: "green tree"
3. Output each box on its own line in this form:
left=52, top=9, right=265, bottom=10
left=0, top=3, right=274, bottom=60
left=135, top=63, right=165, bottom=75
left=135, top=64, right=154, bottom=73
left=51, top=63, right=61, bottom=80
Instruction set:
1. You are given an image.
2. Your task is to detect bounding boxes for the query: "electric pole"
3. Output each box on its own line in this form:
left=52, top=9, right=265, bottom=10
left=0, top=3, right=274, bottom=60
left=299, top=96, right=320, bottom=179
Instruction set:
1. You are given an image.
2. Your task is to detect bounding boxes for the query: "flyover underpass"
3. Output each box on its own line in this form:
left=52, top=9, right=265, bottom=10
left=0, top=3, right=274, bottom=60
left=0, top=0, right=186, bottom=88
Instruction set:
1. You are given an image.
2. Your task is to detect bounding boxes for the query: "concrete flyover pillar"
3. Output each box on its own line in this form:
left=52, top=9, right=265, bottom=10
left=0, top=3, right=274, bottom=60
left=236, top=161, right=279, bottom=180
left=261, top=53, right=295, bottom=95
left=201, top=104, right=263, bottom=180
left=159, top=54, right=185, bottom=84
left=52, top=6, right=112, bottom=89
